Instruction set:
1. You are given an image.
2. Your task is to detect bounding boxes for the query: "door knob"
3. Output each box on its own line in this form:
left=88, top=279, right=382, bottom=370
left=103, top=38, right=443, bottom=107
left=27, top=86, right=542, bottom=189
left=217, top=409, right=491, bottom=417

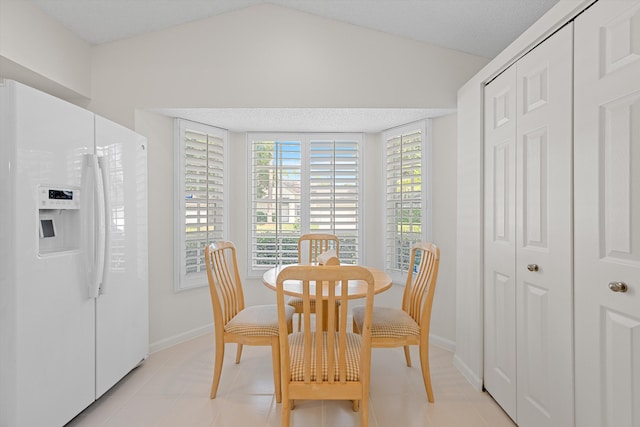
left=527, top=264, right=539, bottom=272
left=608, top=281, right=628, bottom=293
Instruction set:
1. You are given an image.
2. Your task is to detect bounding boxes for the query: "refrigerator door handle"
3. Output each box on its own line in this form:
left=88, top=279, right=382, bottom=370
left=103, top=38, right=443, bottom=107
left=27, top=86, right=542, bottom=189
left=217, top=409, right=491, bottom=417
left=81, top=154, right=96, bottom=298
left=97, top=155, right=111, bottom=294
left=90, top=154, right=106, bottom=298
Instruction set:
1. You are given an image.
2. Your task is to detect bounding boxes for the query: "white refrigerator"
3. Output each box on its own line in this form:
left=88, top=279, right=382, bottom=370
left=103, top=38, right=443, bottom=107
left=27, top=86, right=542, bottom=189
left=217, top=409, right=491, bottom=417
left=0, top=80, right=148, bottom=427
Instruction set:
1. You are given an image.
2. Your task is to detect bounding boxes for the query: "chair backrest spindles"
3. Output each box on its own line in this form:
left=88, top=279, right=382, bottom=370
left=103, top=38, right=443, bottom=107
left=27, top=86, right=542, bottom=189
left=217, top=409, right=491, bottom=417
left=402, top=242, right=440, bottom=327
left=206, top=241, right=245, bottom=330
left=298, top=233, right=340, bottom=264
left=276, top=265, right=374, bottom=388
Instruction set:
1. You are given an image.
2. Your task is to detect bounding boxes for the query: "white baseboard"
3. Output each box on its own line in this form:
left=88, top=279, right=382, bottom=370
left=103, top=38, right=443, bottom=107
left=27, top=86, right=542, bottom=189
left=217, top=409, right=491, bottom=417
left=453, top=354, right=483, bottom=391
left=429, top=333, right=456, bottom=352
left=150, top=325, right=457, bottom=355
left=149, top=324, right=213, bottom=354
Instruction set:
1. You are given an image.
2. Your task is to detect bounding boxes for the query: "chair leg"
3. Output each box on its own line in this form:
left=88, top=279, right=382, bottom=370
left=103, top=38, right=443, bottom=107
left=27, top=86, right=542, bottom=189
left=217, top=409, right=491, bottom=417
left=235, top=343, right=243, bottom=364
left=359, top=393, right=369, bottom=426
left=403, top=345, right=412, bottom=367
left=297, top=311, right=302, bottom=332
left=352, top=399, right=359, bottom=411
left=280, top=381, right=292, bottom=427
left=282, top=401, right=291, bottom=427
left=419, top=343, right=434, bottom=403
left=352, top=318, right=360, bottom=334
left=271, top=337, right=282, bottom=403
left=210, top=337, right=225, bottom=399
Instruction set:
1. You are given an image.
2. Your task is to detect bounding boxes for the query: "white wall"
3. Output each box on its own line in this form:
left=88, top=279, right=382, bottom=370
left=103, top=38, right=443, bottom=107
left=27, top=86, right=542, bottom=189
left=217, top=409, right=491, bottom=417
left=454, top=0, right=594, bottom=389
left=134, top=110, right=216, bottom=348
left=430, top=113, right=457, bottom=349
left=0, top=0, right=91, bottom=99
left=87, top=4, right=487, bottom=128
left=0, top=1, right=487, bottom=352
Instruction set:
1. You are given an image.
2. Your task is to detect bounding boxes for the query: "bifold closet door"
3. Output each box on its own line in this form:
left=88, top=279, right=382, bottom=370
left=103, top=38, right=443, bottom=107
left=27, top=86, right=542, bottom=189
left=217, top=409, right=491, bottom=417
left=484, top=62, right=518, bottom=421
left=514, top=23, right=573, bottom=427
left=574, top=1, right=640, bottom=426
left=484, top=23, right=573, bottom=427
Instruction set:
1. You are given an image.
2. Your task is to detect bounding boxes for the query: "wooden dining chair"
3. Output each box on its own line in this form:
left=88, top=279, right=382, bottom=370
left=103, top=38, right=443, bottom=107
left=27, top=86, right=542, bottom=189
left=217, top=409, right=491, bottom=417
left=288, top=233, right=341, bottom=331
left=276, top=265, right=376, bottom=427
left=205, top=241, right=294, bottom=402
left=353, top=241, right=440, bottom=402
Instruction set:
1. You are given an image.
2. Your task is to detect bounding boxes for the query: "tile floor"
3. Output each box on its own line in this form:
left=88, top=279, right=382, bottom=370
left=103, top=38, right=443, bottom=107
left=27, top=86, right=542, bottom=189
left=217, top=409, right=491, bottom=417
left=67, top=333, right=515, bottom=426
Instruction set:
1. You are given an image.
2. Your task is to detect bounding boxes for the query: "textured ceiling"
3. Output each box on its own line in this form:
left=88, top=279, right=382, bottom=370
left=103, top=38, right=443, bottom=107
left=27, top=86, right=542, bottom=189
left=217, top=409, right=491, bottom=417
left=30, top=0, right=560, bottom=58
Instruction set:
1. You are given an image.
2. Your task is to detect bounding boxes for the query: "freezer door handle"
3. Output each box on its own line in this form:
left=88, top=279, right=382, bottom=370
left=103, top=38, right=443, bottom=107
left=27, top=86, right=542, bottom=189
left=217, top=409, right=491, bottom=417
left=97, top=155, right=111, bottom=294
left=81, top=154, right=96, bottom=297
left=87, top=154, right=106, bottom=298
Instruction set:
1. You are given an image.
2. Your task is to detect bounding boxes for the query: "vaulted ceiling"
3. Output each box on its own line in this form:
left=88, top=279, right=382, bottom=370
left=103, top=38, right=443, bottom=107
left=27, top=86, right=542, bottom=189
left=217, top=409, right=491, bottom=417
left=31, top=0, right=559, bottom=58
left=27, top=0, right=560, bottom=131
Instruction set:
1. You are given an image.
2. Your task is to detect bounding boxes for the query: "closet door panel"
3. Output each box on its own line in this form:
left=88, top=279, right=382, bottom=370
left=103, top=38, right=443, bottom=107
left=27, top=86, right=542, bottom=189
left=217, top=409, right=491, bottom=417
left=521, top=129, right=547, bottom=248
left=515, top=23, right=574, bottom=427
left=484, top=65, right=517, bottom=420
left=575, top=1, right=640, bottom=425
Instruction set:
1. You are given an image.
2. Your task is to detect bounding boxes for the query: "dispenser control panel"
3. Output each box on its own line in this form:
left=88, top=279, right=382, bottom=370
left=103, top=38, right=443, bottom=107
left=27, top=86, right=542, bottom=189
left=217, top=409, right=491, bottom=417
left=37, top=185, right=81, bottom=253
left=38, top=186, right=80, bottom=209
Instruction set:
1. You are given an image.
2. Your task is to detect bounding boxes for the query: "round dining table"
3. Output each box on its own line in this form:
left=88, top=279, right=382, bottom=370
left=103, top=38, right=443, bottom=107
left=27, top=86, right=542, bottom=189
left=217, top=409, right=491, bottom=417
left=261, top=264, right=392, bottom=330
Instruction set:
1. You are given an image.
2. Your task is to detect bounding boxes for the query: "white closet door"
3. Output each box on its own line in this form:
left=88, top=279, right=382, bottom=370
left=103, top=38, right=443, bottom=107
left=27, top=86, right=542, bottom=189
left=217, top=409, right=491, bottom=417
left=484, top=24, right=574, bottom=426
left=574, top=1, right=640, bottom=426
left=515, top=23, right=574, bottom=427
left=484, top=64, right=518, bottom=420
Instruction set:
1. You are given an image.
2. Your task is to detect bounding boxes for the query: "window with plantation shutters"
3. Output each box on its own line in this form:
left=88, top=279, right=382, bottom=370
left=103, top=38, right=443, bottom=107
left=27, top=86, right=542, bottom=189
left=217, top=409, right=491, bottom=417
left=384, top=121, right=430, bottom=279
left=249, top=133, right=362, bottom=276
left=250, top=137, right=302, bottom=269
left=309, top=137, right=359, bottom=265
left=174, top=119, right=227, bottom=291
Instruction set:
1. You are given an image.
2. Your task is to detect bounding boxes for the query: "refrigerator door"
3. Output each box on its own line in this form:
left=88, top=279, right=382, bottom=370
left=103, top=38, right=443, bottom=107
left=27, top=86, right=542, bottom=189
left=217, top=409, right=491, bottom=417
left=0, top=80, right=18, bottom=427
left=1, top=81, right=96, bottom=427
left=94, top=115, right=149, bottom=397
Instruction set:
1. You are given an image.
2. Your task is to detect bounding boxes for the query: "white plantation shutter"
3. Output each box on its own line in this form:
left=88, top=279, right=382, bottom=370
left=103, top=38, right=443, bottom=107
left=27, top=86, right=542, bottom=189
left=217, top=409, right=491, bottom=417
left=385, top=122, right=428, bottom=275
left=249, top=133, right=362, bottom=275
left=309, top=138, right=359, bottom=264
left=250, top=137, right=302, bottom=269
left=175, top=120, right=226, bottom=291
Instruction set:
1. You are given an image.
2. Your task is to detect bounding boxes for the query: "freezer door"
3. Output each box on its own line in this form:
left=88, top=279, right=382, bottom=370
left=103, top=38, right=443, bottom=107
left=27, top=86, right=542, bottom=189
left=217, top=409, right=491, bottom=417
left=2, top=80, right=97, bottom=427
left=94, top=115, right=149, bottom=397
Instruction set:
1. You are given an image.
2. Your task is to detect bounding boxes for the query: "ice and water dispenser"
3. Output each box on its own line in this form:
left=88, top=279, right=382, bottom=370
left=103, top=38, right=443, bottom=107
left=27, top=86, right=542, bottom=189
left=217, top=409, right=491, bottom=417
left=38, top=186, right=81, bottom=255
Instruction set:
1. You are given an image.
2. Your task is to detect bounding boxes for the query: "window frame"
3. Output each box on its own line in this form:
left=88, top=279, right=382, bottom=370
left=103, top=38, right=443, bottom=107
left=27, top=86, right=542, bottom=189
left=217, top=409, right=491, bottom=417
left=383, top=120, right=432, bottom=284
left=173, top=119, right=228, bottom=292
left=247, top=132, right=364, bottom=277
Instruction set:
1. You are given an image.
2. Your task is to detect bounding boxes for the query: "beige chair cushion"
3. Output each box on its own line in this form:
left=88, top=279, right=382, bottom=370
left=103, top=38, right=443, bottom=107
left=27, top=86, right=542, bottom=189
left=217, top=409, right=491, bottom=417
left=352, top=306, right=421, bottom=338
left=225, top=304, right=294, bottom=336
left=288, top=332, right=362, bottom=381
